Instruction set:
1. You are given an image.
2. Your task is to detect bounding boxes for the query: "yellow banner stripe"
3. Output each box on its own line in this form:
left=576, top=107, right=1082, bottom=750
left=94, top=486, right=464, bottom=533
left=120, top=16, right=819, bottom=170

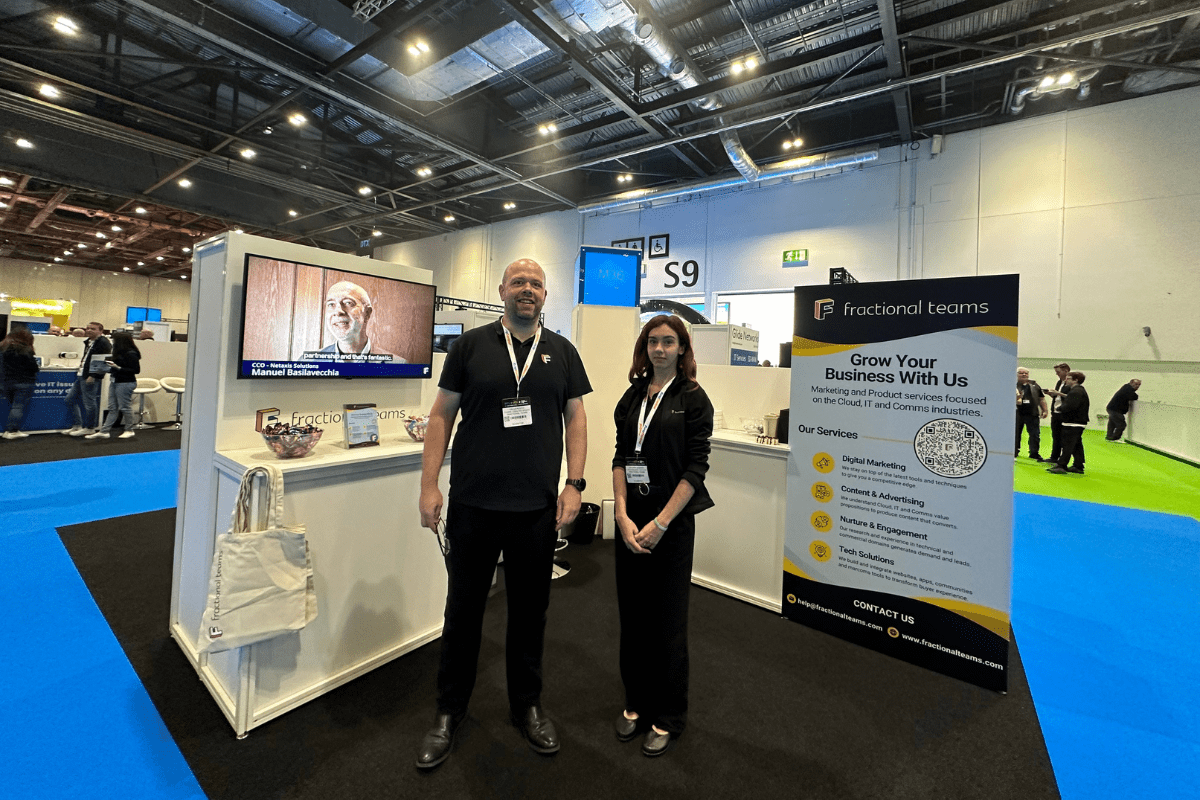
left=971, top=325, right=1018, bottom=344
left=783, top=558, right=814, bottom=580
left=914, top=597, right=1011, bottom=640
left=792, top=337, right=865, bottom=357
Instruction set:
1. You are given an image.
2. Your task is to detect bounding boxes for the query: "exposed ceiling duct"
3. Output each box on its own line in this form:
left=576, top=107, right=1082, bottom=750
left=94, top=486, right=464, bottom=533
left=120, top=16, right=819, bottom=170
left=578, top=148, right=879, bottom=213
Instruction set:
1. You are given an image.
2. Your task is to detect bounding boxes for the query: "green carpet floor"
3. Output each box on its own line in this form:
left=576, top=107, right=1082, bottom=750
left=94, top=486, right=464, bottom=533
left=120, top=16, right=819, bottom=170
left=1013, top=428, right=1200, bottom=520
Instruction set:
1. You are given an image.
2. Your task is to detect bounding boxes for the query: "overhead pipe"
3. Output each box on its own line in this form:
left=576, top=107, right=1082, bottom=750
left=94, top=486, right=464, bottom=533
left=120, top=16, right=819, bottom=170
left=578, top=149, right=878, bottom=213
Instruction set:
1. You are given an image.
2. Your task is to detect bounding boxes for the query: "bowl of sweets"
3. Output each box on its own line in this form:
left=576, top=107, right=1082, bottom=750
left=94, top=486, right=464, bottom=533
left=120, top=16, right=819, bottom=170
left=404, top=415, right=429, bottom=442
left=261, top=423, right=323, bottom=459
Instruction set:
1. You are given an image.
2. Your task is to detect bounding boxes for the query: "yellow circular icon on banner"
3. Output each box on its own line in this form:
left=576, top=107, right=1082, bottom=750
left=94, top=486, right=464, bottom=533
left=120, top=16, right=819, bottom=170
left=810, top=540, right=832, bottom=561
left=811, top=481, right=833, bottom=502
left=887, top=627, right=899, bottom=638
left=812, top=452, right=835, bottom=473
left=786, top=594, right=797, bottom=604
left=810, top=511, right=832, bottom=532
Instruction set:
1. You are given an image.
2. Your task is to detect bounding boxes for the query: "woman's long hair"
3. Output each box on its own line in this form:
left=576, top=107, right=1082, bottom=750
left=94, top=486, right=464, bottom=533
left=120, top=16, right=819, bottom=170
left=111, top=330, right=140, bottom=358
left=0, top=328, right=35, bottom=354
left=628, top=314, right=698, bottom=387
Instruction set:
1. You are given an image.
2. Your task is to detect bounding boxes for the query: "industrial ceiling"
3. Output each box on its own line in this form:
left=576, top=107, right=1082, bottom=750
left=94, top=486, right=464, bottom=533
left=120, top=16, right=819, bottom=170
left=2, top=0, right=1198, bottom=277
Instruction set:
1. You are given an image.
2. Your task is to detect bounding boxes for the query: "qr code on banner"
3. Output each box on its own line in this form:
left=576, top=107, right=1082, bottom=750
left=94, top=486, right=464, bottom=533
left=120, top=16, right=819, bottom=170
left=913, top=418, right=988, bottom=478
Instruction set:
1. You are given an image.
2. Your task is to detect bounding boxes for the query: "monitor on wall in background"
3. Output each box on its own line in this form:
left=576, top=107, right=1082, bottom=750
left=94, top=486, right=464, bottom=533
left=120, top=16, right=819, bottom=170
left=126, top=306, right=162, bottom=324
left=575, top=245, right=643, bottom=307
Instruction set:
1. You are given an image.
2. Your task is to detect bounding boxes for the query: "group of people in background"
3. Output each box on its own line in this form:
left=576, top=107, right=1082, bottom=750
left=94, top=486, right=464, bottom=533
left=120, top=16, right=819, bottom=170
left=0, top=322, right=143, bottom=441
left=1015, top=361, right=1143, bottom=476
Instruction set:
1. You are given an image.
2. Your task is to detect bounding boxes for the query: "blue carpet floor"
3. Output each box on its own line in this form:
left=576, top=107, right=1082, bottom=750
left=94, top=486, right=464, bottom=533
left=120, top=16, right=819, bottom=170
left=1, top=450, right=1196, bottom=798
left=0, top=451, right=204, bottom=800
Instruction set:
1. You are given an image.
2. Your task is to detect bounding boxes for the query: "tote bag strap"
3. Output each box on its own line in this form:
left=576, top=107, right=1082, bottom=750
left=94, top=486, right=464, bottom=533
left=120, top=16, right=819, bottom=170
left=231, top=465, right=286, bottom=533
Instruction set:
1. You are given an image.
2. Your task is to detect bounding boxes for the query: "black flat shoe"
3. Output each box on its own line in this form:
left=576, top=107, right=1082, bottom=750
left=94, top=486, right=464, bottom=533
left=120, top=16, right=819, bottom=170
left=615, top=712, right=639, bottom=742
left=1066, top=466, right=1085, bottom=474
left=415, top=712, right=460, bottom=770
left=642, top=728, right=671, bottom=757
left=512, top=705, right=560, bottom=754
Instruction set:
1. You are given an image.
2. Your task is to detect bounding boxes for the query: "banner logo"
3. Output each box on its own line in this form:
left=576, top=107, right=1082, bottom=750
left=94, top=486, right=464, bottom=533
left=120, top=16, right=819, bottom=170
left=814, top=298, right=835, bottom=320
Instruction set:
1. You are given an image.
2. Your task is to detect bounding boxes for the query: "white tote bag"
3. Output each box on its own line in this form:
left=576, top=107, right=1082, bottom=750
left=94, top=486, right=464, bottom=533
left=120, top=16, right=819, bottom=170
left=198, top=465, right=317, bottom=653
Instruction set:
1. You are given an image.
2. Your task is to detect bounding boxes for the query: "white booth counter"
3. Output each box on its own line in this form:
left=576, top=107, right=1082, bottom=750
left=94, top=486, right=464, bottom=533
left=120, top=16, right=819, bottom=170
left=694, top=430, right=789, bottom=613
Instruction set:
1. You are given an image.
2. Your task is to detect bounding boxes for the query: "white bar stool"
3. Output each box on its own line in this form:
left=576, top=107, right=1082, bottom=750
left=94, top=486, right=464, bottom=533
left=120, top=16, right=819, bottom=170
left=132, top=378, right=162, bottom=429
left=160, top=377, right=186, bottom=430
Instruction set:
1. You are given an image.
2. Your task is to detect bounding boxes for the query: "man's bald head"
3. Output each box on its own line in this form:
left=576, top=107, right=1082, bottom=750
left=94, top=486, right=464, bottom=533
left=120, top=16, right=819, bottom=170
left=499, top=258, right=547, bottom=329
left=325, top=280, right=374, bottom=351
left=501, top=258, right=546, bottom=286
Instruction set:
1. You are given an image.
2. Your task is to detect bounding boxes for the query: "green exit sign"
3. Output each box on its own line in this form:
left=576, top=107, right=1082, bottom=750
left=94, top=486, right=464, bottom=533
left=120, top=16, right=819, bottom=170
left=782, top=249, right=809, bottom=267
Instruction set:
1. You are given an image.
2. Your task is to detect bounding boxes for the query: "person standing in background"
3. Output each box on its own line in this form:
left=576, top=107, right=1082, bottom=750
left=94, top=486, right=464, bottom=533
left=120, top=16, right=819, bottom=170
left=1105, top=379, right=1142, bottom=442
left=1015, top=367, right=1048, bottom=461
left=86, top=331, right=141, bottom=440
left=1044, top=362, right=1071, bottom=464
left=62, top=321, right=111, bottom=436
left=1, top=328, right=39, bottom=439
left=1048, top=371, right=1089, bottom=475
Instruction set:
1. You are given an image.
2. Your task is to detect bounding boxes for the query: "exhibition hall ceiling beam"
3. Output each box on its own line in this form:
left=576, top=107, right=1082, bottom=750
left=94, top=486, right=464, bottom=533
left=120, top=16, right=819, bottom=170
left=904, top=35, right=1200, bottom=78
left=0, top=174, right=30, bottom=228
left=320, top=0, right=450, bottom=75
left=114, top=0, right=576, bottom=212
left=875, top=0, right=913, bottom=143
left=24, top=187, right=71, bottom=233
left=491, top=0, right=710, bottom=179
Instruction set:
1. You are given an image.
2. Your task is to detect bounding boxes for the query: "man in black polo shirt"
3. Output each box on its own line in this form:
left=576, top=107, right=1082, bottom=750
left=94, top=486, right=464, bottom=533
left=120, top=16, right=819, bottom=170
left=416, top=257, right=591, bottom=769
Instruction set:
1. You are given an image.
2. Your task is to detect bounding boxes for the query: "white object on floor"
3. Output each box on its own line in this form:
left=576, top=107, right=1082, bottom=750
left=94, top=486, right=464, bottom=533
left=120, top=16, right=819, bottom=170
left=119, top=431, right=136, bottom=439
left=85, top=431, right=110, bottom=439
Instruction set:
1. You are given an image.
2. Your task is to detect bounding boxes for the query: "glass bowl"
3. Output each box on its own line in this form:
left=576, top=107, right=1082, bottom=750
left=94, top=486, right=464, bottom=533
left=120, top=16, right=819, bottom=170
left=261, top=429, right=323, bottom=459
left=404, top=416, right=428, bottom=442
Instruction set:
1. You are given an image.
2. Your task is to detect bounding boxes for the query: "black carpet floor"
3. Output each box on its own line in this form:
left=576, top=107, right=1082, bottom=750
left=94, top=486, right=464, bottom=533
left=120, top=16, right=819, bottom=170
left=59, top=510, right=1060, bottom=800
left=0, top=424, right=181, bottom=467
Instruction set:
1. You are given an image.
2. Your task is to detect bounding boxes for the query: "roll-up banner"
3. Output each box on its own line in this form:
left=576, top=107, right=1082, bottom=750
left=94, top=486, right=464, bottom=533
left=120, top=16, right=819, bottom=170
left=783, top=275, right=1018, bottom=692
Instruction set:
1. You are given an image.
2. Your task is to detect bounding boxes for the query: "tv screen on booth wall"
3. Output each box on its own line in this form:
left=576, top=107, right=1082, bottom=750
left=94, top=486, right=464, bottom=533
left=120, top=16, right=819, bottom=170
left=237, top=254, right=436, bottom=379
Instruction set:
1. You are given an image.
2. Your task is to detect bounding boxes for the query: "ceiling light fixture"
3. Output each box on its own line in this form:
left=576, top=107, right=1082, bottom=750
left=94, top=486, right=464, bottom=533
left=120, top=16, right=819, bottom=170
left=538, top=123, right=557, bottom=136
left=104, top=242, right=113, bottom=249
left=416, top=166, right=432, bottom=178
left=288, top=112, right=306, bottom=126
left=111, top=225, right=122, bottom=231
left=182, top=247, right=191, bottom=252
left=182, top=275, right=189, bottom=280
left=54, top=257, right=63, bottom=262
left=503, top=202, right=516, bottom=210
left=417, top=41, right=430, bottom=53
left=1058, top=72, right=1075, bottom=85
left=407, top=46, right=420, bottom=56
left=731, top=57, right=758, bottom=76
left=372, top=229, right=382, bottom=237
left=178, top=178, right=192, bottom=188
left=240, top=147, right=256, bottom=159
left=77, top=243, right=87, bottom=248
left=96, top=232, right=106, bottom=238
left=156, top=256, right=164, bottom=260
left=263, top=126, right=273, bottom=135
left=1039, top=76, right=1055, bottom=89
left=63, top=250, right=73, bottom=256
left=123, top=267, right=130, bottom=272
left=135, top=206, right=146, bottom=214
left=39, top=84, right=60, bottom=99
left=0, top=202, right=7, bottom=209
left=16, top=138, right=34, bottom=149
left=138, top=261, right=145, bottom=266
left=617, top=173, right=634, bottom=183
left=288, top=209, right=298, bottom=217
left=233, top=228, right=243, bottom=234
left=0, top=177, right=11, bottom=185
left=358, top=186, right=372, bottom=196
left=782, top=137, right=803, bottom=150
left=443, top=214, right=455, bottom=223
left=52, top=16, right=78, bottom=35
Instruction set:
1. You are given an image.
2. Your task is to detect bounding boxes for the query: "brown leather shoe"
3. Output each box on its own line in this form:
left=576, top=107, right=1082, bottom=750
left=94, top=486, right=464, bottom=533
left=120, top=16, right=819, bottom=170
left=512, top=705, right=560, bottom=754
left=415, top=712, right=460, bottom=770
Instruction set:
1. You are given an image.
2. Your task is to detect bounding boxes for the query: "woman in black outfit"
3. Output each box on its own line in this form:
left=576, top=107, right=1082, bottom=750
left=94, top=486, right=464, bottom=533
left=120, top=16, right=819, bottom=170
left=611, top=314, right=714, bottom=757
left=1, top=328, right=40, bottom=439
left=87, top=331, right=141, bottom=439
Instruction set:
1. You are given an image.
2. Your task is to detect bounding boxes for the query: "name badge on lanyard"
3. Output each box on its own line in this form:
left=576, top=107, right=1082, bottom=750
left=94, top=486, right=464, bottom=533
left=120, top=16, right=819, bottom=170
left=627, top=377, right=674, bottom=492
left=502, top=324, right=542, bottom=428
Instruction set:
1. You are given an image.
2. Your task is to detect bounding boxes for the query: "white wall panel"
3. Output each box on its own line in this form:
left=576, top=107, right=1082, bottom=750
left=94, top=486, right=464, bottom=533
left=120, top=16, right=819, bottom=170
left=980, top=116, right=1065, bottom=218
left=977, top=208, right=1062, bottom=351
left=1062, top=197, right=1200, bottom=362
left=920, top=217, right=978, bottom=279
left=1066, top=86, right=1200, bottom=208
left=916, top=131, right=981, bottom=224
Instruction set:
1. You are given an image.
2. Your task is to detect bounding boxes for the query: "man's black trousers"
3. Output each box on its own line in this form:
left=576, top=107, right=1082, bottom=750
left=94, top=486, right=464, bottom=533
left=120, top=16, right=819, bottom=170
left=615, top=499, right=696, bottom=736
left=1015, top=411, right=1041, bottom=457
left=1106, top=409, right=1127, bottom=440
left=1048, top=414, right=1064, bottom=461
left=1057, top=426, right=1086, bottom=469
left=436, top=501, right=558, bottom=718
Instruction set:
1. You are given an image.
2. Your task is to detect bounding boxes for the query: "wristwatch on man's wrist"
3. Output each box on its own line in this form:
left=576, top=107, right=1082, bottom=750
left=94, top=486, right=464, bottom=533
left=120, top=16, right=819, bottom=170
left=565, top=478, right=586, bottom=492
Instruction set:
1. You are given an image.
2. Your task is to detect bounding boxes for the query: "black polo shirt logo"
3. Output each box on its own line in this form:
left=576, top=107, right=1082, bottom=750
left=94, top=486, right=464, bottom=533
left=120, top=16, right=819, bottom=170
left=541, top=354, right=551, bottom=363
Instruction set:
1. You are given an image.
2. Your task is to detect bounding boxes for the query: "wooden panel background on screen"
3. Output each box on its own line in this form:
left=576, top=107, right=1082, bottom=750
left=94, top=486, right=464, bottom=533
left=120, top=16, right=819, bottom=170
left=242, top=257, right=296, bottom=360
left=291, top=264, right=325, bottom=358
